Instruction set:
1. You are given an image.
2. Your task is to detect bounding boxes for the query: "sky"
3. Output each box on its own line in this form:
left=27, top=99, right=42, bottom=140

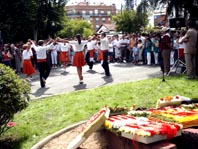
left=66, top=0, right=125, bottom=9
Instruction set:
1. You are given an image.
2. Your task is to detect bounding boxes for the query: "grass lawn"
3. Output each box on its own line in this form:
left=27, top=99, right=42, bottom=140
left=1, top=75, right=198, bottom=148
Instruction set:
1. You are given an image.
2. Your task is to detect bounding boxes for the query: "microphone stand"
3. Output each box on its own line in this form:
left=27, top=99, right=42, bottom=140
left=162, top=69, right=165, bottom=82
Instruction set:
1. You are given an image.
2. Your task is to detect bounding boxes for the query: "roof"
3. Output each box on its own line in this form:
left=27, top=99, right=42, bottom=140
left=96, top=23, right=116, bottom=33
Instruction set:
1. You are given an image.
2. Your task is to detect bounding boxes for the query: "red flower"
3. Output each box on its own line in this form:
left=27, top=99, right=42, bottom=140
left=7, top=122, right=16, bottom=128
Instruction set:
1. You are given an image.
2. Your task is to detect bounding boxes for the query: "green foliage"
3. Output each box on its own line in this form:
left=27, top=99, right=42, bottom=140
left=0, top=64, right=30, bottom=136
left=0, top=0, right=67, bottom=42
left=112, top=9, right=148, bottom=34
left=57, top=19, right=93, bottom=38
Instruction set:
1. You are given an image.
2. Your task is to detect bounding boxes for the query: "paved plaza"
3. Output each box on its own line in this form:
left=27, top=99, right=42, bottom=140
left=20, top=63, right=162, bottom=99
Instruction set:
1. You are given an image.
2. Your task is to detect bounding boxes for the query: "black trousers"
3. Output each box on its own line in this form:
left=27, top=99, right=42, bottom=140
left=101, top=51, right=110, bottom=76
left=85, top=52, right=94, bottom=70
left=38, top=62, right=51, bottom=87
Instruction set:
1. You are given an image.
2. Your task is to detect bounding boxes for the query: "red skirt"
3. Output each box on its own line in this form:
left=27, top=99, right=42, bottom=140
left=60, top=51, right=69, bottom=63
left=97, top=50, right=108, bottom=61
left=23, top=60, right=35, bottom=76
left=72, top=51, right=85, bottom=67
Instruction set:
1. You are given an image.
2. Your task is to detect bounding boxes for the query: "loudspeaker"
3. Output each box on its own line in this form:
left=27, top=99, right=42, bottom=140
left=169, top=18, right=186, bottom=28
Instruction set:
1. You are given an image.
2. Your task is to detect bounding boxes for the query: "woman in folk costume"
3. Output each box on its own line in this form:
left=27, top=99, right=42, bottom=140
left=22, top=44, right=35, bottom=82
left=57, top=38, right=70, bottom=72
left=58, top=34, right=87, bottom=84
left=70, top=34, right=88, bottom=84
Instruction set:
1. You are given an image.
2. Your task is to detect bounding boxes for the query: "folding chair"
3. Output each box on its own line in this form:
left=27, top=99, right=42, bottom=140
left=167, top=48, right=186, bottom=76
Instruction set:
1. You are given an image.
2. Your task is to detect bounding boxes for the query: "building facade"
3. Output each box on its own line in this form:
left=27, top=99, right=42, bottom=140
left=65, top=2, right=117, bottom=32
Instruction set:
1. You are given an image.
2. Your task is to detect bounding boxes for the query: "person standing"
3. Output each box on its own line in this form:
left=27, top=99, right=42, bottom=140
left=161, top=27, right=172, bottom=75
left=145, top=36, right=153, bottom=65
left=98, top=32, right=111, bottom=76
left=30, top=39, right=53, bottom=88
left=51, top=42, right=59, bottom=68
left=152, top=34, right=160, bottom=65
left=112, top=34, right=121, bottom=62
left=180, top=21, right=198, bottom=79
left=119, top=35, right=129, bottom=62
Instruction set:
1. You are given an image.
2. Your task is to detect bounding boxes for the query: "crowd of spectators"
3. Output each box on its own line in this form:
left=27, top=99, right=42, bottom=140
left=0, top=24, right=197, bottom=80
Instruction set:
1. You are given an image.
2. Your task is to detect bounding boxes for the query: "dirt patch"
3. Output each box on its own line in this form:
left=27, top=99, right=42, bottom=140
left=42, top=125, right=108, bottom=149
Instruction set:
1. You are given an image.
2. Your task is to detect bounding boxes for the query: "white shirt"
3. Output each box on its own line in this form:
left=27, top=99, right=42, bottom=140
left=178, top=37, right=186, bottom=49
left=59, top=42, right=70, bottom=52
left=113, top=39, right=120, bottom=49
left=100, top=37, right=109, bottom=51
left=69, top=40, right=87, bottom=52
left=32, top=43, right=53, bottom=59
left=87, top=40, right=97, bottom=50
left=22, top=50, right=32, bottom=60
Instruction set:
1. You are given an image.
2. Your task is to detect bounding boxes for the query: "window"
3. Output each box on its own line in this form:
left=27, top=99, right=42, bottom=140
left=96, top=18, right=99, bottom=22
left=107, top=11, right=111, bottom=15
left=95, top=9, right=98, bottom=15
left=102, top=18, right=106, bottom=23
left=100, top=10, right=104, bottom=14
left=89, top=10, right=93, bottom=15
left=82, top=10, right=86, bottom=15
left=96, top=25, right=100, bottom=30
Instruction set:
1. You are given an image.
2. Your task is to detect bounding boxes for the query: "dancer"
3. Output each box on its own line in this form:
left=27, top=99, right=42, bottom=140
left=30, top=39, right=53, bottom=88
left=58, top=34, right=87, bottom=84
left=22, top=44, right=35, bottom=82
left=98, top=32, right=111, bottom=76
left=57, top=39, right=70, bottom=72
left=86, top=36, right=97, bottom=70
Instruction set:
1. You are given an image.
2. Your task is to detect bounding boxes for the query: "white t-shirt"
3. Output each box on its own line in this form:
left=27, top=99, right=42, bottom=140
left=22, top=50, right=32, bottom=60
left=69, top=40, right=87, bottom=52
left=87, top=40, right=97, bottom=51
left=59, top=42, right=70, bottom=52
left=32, top=43, right=53, bottom=59
left=100, top=37, right=109, bottom=51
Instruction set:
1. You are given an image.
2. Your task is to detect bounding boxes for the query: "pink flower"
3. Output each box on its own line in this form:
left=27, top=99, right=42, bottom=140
left=7, top=122, right=16, bottom=128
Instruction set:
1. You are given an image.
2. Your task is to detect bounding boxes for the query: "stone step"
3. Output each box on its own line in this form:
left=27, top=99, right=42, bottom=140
left=171, top=128, right=198, bottom=149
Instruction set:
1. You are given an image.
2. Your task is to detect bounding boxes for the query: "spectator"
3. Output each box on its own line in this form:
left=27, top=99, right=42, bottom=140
left=161, top=27, right=172, bottom=75
left=180, top=21, right=198, bottom=79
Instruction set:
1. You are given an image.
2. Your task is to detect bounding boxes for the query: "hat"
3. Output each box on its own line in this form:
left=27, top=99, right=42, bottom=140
left=161, top=27, right=169, bottom=32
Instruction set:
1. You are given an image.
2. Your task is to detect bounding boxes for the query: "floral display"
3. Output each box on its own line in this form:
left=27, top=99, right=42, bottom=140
left=103, top=114, right=182, bottom=144
left=156, top=95, right=191, bottom=108
left=149, top=106, right=198, bottom=128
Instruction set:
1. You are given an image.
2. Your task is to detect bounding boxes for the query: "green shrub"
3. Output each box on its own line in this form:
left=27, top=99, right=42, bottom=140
left=0, top=64, right=30, bottom=135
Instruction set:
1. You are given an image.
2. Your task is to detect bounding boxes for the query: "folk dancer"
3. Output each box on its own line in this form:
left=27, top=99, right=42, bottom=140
left=98, top=32, right=111, bottom=76
left=86, top=36, right=97, bottom=70
left=58, top=39, right=70, bottom=72
left=30, top=39, right=53, bottom=88
left=22, top=44, right=35, bottom=82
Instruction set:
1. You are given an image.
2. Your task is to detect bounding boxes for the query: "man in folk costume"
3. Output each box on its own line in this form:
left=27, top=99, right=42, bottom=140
left=86, top=36, right=97, bottom=70
left=30, top=39, right=53, bottom=88
left=98, top=32, right=111, bottom=76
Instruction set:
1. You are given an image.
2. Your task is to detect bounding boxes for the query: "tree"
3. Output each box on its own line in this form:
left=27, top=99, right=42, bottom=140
left=112, top=9, right=148, bottom=34
left=0, top=0, right=67, bottom=42
left=145, top=0, right=198, bottom=19
left=57, top=19, right=93, bottom=38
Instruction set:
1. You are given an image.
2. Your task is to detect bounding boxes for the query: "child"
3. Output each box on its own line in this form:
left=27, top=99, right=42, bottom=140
left=132, top=44, right=139, bottom=65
